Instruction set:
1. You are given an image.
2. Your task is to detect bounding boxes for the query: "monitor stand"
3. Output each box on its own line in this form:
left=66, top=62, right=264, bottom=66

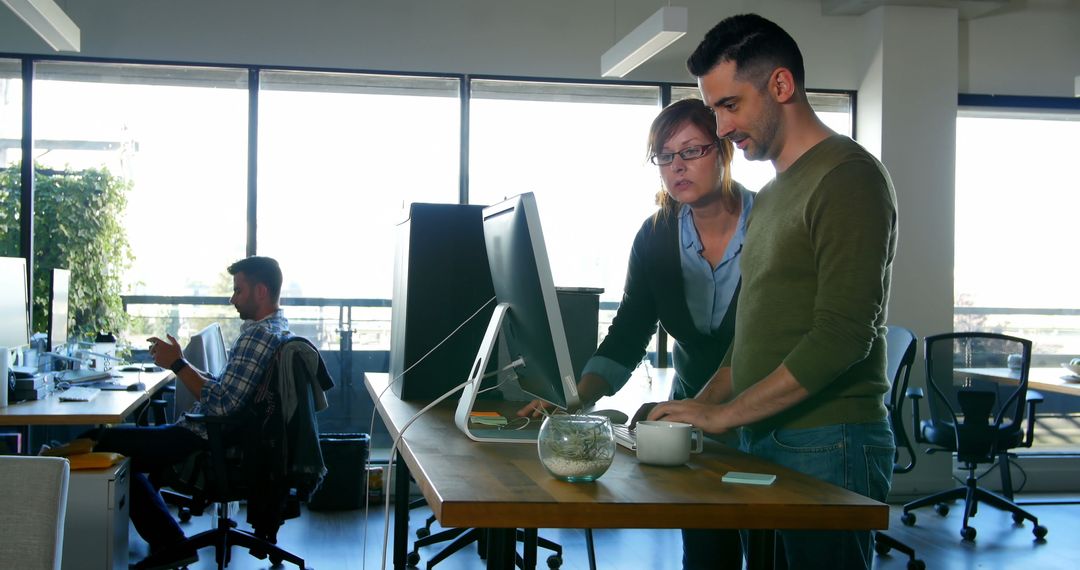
left=453, top=303, right=540, bottom=444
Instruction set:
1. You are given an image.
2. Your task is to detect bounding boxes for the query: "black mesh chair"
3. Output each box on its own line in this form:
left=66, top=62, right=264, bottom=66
left=902, top=332, right=1048, bottom=542
left=872, top=325, right=924, bottom=570
left=150, top=337, right=331, bottom=569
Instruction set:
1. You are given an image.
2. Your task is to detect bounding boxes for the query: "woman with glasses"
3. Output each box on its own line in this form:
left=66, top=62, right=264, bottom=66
left=520, top=97, right=750, bottom=570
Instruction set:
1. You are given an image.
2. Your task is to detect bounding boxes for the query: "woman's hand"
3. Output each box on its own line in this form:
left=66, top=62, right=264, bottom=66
left=516, top=399, right=556, bottom=418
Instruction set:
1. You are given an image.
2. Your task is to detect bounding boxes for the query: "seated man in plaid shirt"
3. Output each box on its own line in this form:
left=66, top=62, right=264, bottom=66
left=89, top=255, right=290, bottom=570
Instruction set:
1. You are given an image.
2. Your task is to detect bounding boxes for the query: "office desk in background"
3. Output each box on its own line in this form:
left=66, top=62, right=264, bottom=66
left=365, top=372, right=888, bottom=570
left=0, top=368, right=175, bottom=426
left=956, top=367, right=1080, bottom=398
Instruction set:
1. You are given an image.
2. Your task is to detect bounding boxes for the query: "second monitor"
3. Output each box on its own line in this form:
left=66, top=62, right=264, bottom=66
left=454, top=192, right=580, bottom=443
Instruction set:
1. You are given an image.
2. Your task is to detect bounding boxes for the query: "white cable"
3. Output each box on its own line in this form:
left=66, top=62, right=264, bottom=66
left=476, top=356, right=526, bottom=395
left=361, top=296, right=495, bottom=570
left=379, top=378, right=472, bottom=570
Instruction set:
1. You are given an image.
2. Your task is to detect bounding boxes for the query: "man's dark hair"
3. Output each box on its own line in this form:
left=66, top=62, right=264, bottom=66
left=687, top=14, right=805, bottom=90
left=228, top=256, right=283, bottom=302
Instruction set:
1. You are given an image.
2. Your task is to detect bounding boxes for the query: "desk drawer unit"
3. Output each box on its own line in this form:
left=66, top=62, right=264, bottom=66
left=62, top=458, right=130, bottom=570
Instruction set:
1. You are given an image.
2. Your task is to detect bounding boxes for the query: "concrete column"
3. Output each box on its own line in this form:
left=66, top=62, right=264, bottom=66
left=856, top=5, right=958, bottom=496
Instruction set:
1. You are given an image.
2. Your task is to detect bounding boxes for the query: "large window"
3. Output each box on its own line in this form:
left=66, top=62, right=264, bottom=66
left=955, top=104, right=1080, bottom=451
left=470, top=80, right=660, bottom=304
left=0, top=58, right=23, bottom=258
left=32, top=62, right=249, bottom=344
left=258, top=71, right=460, bottom=350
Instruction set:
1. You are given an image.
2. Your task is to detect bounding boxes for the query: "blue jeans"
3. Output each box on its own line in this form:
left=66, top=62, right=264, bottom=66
left=85, top=424, right=207, bottom=552
left=739, top=421, right=894, bottom=570
left=680, top=417, right=743, bottom=569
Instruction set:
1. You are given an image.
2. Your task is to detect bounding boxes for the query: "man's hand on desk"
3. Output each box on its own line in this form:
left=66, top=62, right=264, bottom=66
left=648, top=399, right=735, bottom=435
left=147, top=334, right=183, bottom=369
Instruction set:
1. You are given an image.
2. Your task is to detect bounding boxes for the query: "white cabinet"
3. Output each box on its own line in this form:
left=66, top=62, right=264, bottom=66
left=63, top=458, right=130, bottom=570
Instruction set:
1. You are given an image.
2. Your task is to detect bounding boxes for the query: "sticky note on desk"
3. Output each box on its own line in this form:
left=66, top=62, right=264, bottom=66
left=722, top=471, right=776, bottom=485
left=469, top=412, right=508, bottom=426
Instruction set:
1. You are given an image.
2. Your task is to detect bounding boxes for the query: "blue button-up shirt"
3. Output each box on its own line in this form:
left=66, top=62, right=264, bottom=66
left=583, top=187, right=754, bottom=394
left=177, top=310, right=290, bottom=438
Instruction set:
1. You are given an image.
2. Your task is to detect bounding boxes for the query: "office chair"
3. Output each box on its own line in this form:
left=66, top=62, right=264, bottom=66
left=871, top=325, right=925, bottom=570
left=409, top=522, right=564, bottom=570
left=902, top=332, right=1048, bottom=542
left=0, top=456, right=70, bottom=570
left=149, top=336, right=332, bottom=569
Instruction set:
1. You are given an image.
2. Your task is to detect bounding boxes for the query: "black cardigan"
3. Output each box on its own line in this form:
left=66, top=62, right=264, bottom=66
left=592, top=209, right=738, bottom=400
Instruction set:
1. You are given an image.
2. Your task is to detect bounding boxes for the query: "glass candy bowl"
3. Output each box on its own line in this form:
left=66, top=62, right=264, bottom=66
left=537, top=414, right=615, bottom=482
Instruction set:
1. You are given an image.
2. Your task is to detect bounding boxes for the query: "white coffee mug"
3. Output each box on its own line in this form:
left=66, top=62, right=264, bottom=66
left=635, top=421, right=704, bottom=466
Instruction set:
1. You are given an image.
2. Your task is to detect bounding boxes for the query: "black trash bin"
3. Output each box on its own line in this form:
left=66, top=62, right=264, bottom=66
left=308, top=432, right=370, bottom=511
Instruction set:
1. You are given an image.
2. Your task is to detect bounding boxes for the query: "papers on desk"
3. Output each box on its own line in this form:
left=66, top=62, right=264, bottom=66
left=469, top=411, right=509, bottom=427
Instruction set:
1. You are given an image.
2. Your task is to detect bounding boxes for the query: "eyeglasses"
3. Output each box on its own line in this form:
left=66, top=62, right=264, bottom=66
left=649, top=142, right=719, bottom=166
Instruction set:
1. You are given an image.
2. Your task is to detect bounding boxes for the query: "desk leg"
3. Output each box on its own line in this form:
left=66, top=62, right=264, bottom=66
left=393, top=454, right=410, bottom=570
left=521, top=528, right=537, bottom=570
left=485, top=528, right=515, bottom=570
left=746, top=529, right=777, bottom=570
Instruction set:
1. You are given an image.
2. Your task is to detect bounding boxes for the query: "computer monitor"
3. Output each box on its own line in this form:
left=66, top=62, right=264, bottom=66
left=454, top=193, right=580, bottom=443
left=47, top=268, right=71, bottom=353
left=177, top=322, right=229, bottom=414
left=0, top=256, right=30, bottom=350
left=184, top=322, right=228, bottom=376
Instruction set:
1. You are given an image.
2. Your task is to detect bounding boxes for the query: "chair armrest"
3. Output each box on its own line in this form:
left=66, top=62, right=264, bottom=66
left=1021, top=390, right=1044, bottom=448
left=906, top=387, right=926, bottom=445
left=184, top=413, right=240, bottom=425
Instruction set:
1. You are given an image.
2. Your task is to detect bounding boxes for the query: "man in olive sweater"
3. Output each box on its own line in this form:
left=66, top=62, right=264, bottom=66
left=649, top=14, right=898, bottom=570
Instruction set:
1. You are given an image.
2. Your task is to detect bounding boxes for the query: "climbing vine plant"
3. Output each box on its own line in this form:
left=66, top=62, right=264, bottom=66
left=0, top=163, right=133, bottom=339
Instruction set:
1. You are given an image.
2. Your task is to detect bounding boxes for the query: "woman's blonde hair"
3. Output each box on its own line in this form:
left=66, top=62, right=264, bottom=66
left=647, top=98, right=735, bottom=223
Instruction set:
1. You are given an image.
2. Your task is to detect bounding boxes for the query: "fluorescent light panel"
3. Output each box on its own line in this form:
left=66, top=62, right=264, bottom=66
left=1, top=0, right=80, bottom=52
left=601, top=6, right=687, bottom=78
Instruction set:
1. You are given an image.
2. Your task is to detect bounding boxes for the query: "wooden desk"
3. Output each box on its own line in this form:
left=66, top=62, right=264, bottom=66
left=365, top=372, right=888, bottom=570
left=955, top=367, right=1080, bottom=397
left=0, top=369, right=175, bottom=426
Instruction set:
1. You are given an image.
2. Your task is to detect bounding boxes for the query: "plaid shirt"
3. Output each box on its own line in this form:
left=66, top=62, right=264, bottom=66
left=177, top=310, right=290, bottom=438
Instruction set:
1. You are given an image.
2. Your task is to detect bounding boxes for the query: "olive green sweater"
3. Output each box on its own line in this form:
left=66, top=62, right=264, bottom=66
left=731, top=135, right=897, bottom=431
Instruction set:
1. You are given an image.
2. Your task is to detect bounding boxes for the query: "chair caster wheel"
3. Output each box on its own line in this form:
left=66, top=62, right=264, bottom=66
left=270, top=554, right=283, bottom=566
left=1012, top=512, right=1026, bottom=524
left=961, top=526, right=977, bottom=541
left=1034, top=525, right=1048, bottom=540
left=406, top=551, right=420, bottom=566
left=908, top=559, right=926, bottom=570
left=934, top=503, right=950, bottom=517
left=546, top=554, right=562, bottom=568
left=901, top=512, right=916, bottom=526
left=874, top=541, right=890, bottom=555
left=178, top=507, right=192, bottom=523
left=416, top=527, right=430, bottom=539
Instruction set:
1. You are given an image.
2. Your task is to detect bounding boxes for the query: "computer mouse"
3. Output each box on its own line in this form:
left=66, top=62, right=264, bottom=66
left=127, top=382, right=146, bottom=391
left=590, top=409, right=629, bottom=425
left=144, top=365, right=164, bottom=373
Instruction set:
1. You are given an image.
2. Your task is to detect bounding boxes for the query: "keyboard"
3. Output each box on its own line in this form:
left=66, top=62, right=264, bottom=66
left=612, top=424, right=637, bottom=451
left=58, top=386, right=101, bottom=402
left=56, top=369, right=112, bottom=384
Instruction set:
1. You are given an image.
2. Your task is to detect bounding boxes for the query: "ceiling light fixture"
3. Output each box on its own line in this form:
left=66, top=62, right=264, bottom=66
left=601, top=6, right=687, bottom=78
left=0, top=0, right=81, bottom=52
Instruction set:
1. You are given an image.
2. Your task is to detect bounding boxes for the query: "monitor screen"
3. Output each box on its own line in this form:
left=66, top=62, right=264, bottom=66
left=48, top=268, right=71, bottom=352
left=184, top=322, right=228, bottom=377
left=482, top=193, right=579, bottom=409
left=0, top=256, right=30, bottom=349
